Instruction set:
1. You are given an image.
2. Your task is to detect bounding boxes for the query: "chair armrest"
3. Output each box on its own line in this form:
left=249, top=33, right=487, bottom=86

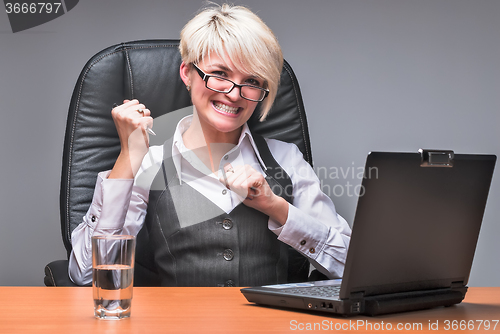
left=44, top=260, right=81, bottom=286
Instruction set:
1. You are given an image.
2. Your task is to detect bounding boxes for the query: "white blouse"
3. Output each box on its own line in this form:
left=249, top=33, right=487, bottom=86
left=69, top=115, right=351, bottom=285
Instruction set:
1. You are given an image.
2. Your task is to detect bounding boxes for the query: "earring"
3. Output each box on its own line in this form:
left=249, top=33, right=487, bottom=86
left=186, top=85, right=191, bottom=92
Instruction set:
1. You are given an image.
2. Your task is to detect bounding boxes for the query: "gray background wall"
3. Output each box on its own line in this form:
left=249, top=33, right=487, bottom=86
left=0, top=0, right=498, bottom=286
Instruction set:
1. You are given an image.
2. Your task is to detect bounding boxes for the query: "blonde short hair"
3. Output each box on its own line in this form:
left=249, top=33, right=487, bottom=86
left=179, top=3, right=283, bottom=121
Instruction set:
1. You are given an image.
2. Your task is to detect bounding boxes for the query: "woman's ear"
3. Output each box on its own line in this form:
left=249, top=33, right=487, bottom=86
left=179, top=62, right=191, bottom=87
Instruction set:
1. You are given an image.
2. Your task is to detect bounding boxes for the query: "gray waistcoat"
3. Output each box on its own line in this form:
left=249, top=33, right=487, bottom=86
left=135, top=135, right=309, bottom=287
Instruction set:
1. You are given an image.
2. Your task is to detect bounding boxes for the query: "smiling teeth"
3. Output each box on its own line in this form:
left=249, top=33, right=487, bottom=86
left=214, top=102, right=239, bottom=114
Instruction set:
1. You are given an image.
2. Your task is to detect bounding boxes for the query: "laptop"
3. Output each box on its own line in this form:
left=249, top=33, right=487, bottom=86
left=241, top=150, right=496, bottom=316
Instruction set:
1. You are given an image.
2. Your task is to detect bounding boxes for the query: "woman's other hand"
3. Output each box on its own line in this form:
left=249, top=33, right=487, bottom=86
left=220, top=164, right=289, bottom=225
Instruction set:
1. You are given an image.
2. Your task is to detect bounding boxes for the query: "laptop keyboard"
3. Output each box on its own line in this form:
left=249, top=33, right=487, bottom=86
left=281, top=285, right=341, bottom=298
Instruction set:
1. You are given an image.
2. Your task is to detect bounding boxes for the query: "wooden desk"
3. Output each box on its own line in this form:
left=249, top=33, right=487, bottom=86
left=0, top=287, right=498, bottom=333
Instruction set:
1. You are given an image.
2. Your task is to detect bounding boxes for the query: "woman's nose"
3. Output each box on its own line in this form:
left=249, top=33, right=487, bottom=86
left=225, top=85, right=242, bottom=101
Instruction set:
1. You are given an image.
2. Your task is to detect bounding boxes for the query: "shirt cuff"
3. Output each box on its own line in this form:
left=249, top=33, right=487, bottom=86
left=270, top=204, right=329, bottom=260
left=86, top=170, right=134, bottom=231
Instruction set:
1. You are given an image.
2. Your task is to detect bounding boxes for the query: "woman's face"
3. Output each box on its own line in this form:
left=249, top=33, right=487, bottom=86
left=180, top=52, right=261, bottom=140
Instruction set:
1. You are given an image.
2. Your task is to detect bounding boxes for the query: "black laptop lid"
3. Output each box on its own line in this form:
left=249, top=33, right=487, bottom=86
left=340, top=151, right=496, bottom=299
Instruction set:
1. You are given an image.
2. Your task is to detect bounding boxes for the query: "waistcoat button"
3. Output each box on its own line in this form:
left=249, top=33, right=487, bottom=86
left=222, top=219, right=233, bottom=230
left=223, top=249, right=234, bottom=261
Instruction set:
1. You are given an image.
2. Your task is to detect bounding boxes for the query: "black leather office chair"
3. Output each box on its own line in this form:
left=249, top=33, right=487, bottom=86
left=44, top=39, right=315, bottom=286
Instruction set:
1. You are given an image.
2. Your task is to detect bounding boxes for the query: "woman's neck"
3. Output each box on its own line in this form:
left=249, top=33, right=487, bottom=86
left=182, top=114, right=241, bottom=173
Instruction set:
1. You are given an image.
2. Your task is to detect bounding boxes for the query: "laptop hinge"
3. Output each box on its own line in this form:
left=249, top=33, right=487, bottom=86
left=350, top=291, right=365, bottom=299
left=451, top=281, right=465, bottom=289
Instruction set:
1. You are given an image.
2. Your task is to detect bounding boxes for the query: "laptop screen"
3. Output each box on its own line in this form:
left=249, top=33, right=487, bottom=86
left=340, top=152, right=496, bottom=299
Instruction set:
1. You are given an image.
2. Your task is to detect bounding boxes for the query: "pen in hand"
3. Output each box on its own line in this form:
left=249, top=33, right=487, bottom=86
left=146, top=127, right=157, bottom=136
left=113, top=103, right=156, bottom=136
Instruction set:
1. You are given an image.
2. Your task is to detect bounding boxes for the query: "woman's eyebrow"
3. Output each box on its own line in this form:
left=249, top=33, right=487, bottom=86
left=206, top=63, right=232, bottom=72
left=206, top=63, right=262, bottom=81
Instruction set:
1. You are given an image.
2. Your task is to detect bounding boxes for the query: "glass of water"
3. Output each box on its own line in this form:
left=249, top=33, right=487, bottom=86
left=92, top=235, right=136, bottom=320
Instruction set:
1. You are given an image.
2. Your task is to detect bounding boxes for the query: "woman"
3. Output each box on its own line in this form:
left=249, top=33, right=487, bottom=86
left=69, top=3, right=351, bottom=287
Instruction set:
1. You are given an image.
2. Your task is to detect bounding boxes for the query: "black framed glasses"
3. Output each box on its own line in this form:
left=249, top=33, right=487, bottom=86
left=192, top=63, right=269, bottom=102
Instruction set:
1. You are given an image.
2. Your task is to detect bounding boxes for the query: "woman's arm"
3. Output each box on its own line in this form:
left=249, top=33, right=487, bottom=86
left=68, top=171, right=136, bottom=285
left=266, top=139, right=352, bottom=279
left=68, top=149, right=161, bottom=285
left=219, top=138, right=351, bottom=278
left=68, top=100, right=157, bottom=285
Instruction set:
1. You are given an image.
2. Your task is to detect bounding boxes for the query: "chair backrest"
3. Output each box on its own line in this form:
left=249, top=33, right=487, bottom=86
left=60, top=39, right=312, bottom=257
